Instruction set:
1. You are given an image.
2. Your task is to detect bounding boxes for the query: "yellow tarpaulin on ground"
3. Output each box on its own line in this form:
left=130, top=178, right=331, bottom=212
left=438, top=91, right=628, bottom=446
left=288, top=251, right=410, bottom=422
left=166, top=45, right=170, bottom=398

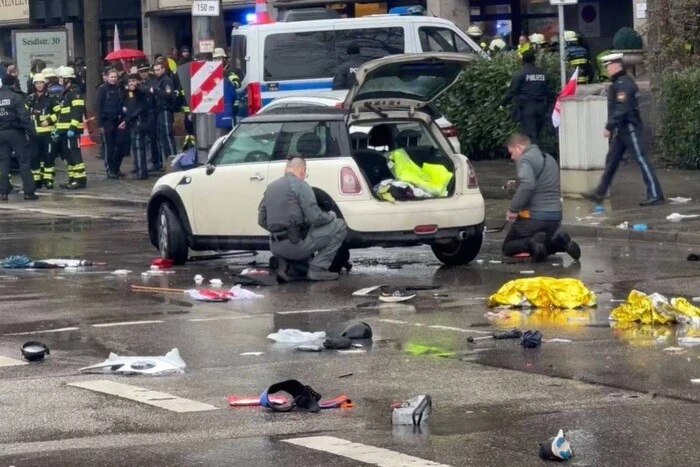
left=488, top=277, right=597, bottom=309
left=609, top=290, right=700, bottom=325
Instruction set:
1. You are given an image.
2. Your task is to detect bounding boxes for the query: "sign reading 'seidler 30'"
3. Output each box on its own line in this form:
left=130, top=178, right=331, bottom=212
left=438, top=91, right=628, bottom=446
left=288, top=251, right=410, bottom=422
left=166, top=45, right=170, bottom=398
left=12, top=29, right=68, bottom=93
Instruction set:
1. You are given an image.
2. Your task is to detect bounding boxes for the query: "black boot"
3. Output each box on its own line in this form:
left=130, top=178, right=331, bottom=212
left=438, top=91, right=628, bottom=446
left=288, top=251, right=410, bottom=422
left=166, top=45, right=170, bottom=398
left=552, top=232, right=581, bottom=261
left=24, top=193, right=39, bottom=201
left=65, top=179, right=87, bottom=190
left=640, top=197, right=664, bottom=207
left=529, top=232, right=548, bottom=263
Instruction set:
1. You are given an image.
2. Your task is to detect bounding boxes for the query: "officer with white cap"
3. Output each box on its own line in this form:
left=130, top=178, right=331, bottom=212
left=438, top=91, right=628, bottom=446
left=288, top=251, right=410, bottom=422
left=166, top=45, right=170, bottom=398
left=584, top=53, right=664, bottom=206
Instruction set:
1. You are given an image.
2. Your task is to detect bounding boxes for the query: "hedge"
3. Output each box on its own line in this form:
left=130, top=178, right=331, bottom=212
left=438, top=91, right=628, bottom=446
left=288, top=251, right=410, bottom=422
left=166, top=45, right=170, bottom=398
left=657, top=68, right=700, bottom=169
left=439, top=52, right=562, bottom=160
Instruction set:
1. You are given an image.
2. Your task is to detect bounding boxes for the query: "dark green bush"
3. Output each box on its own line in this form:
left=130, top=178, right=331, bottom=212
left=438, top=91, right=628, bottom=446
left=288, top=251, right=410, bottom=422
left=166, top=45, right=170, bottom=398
left=613, top=27, right=644, bottom=50
left=439, top=52, right=561, bottom=160
left=657, top=69, right=700, bottom=168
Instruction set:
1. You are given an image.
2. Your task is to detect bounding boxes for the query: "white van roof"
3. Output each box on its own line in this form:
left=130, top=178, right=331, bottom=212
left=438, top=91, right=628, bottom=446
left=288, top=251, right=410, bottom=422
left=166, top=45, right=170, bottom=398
left=233, top=15, right=464, bottom=32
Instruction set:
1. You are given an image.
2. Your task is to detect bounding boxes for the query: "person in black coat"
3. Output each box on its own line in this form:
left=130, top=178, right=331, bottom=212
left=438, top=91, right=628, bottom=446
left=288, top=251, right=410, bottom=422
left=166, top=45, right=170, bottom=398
left=96, top=69, right=125, bottom=179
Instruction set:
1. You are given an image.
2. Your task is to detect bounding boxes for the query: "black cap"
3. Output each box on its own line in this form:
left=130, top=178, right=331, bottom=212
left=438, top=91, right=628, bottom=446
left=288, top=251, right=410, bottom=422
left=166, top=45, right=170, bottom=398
left=1, top=74, right=17, bottom=87
left=137, top=63, right=151, bottom=72
left=347, top=41, right=360, bottom=55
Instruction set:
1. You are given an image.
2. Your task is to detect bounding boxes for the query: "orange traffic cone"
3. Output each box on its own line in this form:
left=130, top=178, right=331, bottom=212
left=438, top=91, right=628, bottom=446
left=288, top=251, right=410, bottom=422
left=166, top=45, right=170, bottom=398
left=79, top=117, right=97, bottom=147
left=254, top=0, right=273, bottom=24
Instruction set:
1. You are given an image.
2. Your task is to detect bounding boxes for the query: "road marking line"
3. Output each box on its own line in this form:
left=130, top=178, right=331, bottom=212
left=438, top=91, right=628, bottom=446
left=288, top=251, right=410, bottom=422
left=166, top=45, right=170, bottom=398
left=68, top=380, right=218, bottom=413
left=283, top=436, right=451, bottom=467
left=92, top=320, right=165, bottom=328
left=378, top=319, right=490, bottom=335
left=276, top=308, right=343, bottom=315
left=0, top=356, right=28, bottom=367
left=4, top=327, right=79, bottom=336
left=188, top=314, right=269, bottom=322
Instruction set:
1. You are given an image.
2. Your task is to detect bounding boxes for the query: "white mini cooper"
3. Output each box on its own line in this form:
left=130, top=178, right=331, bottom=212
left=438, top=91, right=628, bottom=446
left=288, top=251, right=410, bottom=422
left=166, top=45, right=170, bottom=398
left=147, top=53, right=485, bottom=267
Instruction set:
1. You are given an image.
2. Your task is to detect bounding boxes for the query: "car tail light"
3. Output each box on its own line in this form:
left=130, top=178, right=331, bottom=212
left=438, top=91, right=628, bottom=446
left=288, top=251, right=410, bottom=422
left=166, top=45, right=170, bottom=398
left=441, top=125, right=460, bottom=138
left=340, top=167, right=362, bottom=194
left=467, top=161, right=479, bottom=189
left=414, top=225, right=438, bottom=235
left=248, top=82, right=263, bottom=115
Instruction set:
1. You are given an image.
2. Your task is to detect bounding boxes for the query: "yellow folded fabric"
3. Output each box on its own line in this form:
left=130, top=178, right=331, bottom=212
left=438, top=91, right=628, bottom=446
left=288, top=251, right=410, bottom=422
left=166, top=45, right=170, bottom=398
left=488, top=277, right=597, bottom=309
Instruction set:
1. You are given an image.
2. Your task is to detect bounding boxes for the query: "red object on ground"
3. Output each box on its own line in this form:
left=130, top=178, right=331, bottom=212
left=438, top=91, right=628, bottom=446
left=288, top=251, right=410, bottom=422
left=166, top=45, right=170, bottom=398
left=152, top=258, right=174, bottom=268
left=105, top=49, right=146, bottom=61
left=227, top=394, right=354, bottom=409
left=514, top=253, right=531, bottom=258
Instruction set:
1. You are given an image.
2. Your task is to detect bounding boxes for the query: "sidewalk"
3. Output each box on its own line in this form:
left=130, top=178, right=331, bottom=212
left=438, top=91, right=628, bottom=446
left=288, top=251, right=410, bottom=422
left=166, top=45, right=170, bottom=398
left=20, top=151, right=700, bottom=245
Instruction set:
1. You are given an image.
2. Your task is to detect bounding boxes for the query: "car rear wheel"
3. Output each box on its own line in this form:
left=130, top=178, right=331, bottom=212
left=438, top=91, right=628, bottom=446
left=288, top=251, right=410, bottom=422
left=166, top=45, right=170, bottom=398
left=431, top=232, right=483, bottom=265
left=157, top=203, right=189, bottom=265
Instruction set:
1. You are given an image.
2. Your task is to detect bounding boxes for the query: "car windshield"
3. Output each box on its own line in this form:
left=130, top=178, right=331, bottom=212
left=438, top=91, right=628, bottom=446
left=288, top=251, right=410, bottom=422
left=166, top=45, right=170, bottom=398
left=212, top=120, right=344, bottom=164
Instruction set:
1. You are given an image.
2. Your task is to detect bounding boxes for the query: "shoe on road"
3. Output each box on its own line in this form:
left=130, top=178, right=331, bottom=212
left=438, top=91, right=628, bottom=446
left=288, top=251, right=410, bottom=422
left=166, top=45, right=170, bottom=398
left=274, top=257, right=291, bottom=282
left=552, top=232, right=581, bottom=261
left=307, top=267, right=339, bottom=281
left=640, top=197, right=664, bottom=207
left=582, top=192, right=604, bottom=204
left=0, top=194, right=7, bottom=201
left=24, top=193, right=39, bottom=201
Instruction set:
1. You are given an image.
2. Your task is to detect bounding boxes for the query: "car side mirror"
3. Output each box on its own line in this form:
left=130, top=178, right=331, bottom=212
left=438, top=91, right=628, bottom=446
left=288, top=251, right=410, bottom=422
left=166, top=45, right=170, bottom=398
left=206, top=135, right=229, bottom=163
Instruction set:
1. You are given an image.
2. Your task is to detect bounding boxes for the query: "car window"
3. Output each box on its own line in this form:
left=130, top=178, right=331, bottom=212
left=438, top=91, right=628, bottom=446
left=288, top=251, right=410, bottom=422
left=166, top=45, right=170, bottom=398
left=214, top=122, right=281, bottom=165
left=362, top=121, right=439, bottom=152
left=264, top=31, right=337, bottom=81
left=419, top=27, right=473, bottom=54
left=271, top=121, right=344, bottom=161
left=335, top=27, right=405, bottom=64
left=230, top=34, right=247, bottom=80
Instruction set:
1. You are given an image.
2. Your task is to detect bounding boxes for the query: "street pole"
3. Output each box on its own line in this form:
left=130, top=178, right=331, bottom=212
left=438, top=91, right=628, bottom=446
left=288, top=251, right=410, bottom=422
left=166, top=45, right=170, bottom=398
left=83, top=0, right=100, bottom=114
left=192, top=0, right=221, bottom=163
left=558, top=4, right=566, bottom=89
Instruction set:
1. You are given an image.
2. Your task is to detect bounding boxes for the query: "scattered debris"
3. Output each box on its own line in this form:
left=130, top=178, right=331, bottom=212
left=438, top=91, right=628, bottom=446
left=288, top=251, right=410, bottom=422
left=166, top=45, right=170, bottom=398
left=337, top=349, right=367, bottom=354
left=352, top=285, right=386, bottom=296
left=678, top=337, right=700, bottom=347
left=267, top=329, right=326, bottom=343
left=79, top=348, right=186, bottom=376
left=466, top=336, right=492, bottom=343
left=521, top=330, right=543, bottom=348
left=111, top=269, right=132, bottom=275
left=209, top=278, right=223, bottom=287
left=341, top=322, right=373, bottom=339
left=2, top=256, right=102, bottom=269
left=688, top=254, right=700, bottom=262
left=324, top=337, right=353, bottom=350
left=229, top=387, right=354, bottom=410
left=691, top=379, right=700, bottom=384
left=632, top=224, right=648, bottom=232
left=520, top=270, right=535, bottom=275
left=392, top=395, right=431, bottom=425
left=296, top=344, right=324, bottom=352
left=666, top=212, right=700, bottom=222
left=669, top=197, right=692, bottom=204
left=594, top=205, right=605, bottom=213
left=404, top=343, right=455, bottom=358
left=545, top=338, right=573, bottom=344
left=194, top=274, right=204, bottom=284
left=185, top=289, right=234, bottom=302
left=240, top=352, right=264, bottom=356
left=493, top=329, right=523, bottom=340
left=21, top=341, right=49, bottom=361
left=662, top=347, right=686, bottom=355
left=338, top=373, right=354, bottom=378
left=260, top=380, right=322, bottom=412
left=151, top=258, right=173, bottom=269
left=617, top=222, right=629, bottom=230
left=539, top=429, right=573, bottom=461
left=489, top=260, right=502, bottom=264
left=234, top=268, right=278, bottom=286
left=610, top=290, right=700, bottom=325
left=379, top=288, right=416, bottom=303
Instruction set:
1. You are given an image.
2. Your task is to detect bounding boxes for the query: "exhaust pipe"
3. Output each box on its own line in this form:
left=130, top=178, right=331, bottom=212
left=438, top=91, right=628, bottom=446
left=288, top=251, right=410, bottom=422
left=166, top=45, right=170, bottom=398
left=457, top=230, right=468, bottom=240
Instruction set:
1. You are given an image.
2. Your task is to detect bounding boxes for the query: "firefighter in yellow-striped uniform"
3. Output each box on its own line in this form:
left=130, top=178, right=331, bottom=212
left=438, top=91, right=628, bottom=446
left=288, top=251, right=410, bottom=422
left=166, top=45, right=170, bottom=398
left=55, top=67, right=87, bottom=190
left=26, top=73, right=57, bottom=189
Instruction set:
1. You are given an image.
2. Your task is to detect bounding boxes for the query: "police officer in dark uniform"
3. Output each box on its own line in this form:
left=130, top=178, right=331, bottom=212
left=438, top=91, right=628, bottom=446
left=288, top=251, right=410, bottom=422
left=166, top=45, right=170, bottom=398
left=151, top=62, right=177, bottom=166
left=502, top=49, right=553, bottom=146
left=124, top=73, right=151, bottom=180
left=584, top=54, right=664, bottom=206
left=258, top=156, right=348, bottom=282
left=97, top=69, right=125, bottom=179
left=138, top=63, right=160, bottom=172
left=0, top=74, right=37, bottom=201
left=332, top=42, right=365, bottom=91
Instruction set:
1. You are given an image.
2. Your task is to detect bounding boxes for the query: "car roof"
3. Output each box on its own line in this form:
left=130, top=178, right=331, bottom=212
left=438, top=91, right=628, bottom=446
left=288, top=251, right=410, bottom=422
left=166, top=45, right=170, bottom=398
left=242, top=106, right=347, bottom=123
left=234, top=15, right=455, bottom=32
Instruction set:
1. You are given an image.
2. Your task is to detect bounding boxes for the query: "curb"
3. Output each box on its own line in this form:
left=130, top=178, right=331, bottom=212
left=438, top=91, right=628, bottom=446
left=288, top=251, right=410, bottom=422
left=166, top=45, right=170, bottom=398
left=486, top=218, right=700, bottom=246
left=36, top=192, right=149, bottom=209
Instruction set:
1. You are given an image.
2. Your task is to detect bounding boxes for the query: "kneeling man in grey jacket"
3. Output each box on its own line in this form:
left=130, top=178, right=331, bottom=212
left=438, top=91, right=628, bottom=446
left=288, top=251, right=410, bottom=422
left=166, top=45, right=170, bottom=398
left=502, top=134, right=581, bottom=263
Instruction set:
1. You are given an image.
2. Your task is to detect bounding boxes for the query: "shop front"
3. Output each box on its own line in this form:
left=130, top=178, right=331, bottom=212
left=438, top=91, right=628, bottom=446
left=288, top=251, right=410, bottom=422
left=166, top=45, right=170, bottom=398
left=0, top=0, right=31, bottom=60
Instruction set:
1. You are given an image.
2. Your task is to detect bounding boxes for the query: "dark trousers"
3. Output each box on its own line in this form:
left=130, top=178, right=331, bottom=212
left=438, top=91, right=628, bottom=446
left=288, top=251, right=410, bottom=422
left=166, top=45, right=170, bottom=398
left=130, top=127, right=148, bottom=179
left=594, top=124, right=664, bottom=201
left=31, top=133, right=53, bottom=185
left=58, top=133, right=86, bottom=183
left=102, top=124, right=119, bottom=174
left=519, top=101, right=547, bottom=146
left=157, top=110, right=176, bottom=164
left=147, top=117, right=159, bottom=168
left=0, top=129, right=34, bottom=195
left=502, top=218, right=563, bottom=257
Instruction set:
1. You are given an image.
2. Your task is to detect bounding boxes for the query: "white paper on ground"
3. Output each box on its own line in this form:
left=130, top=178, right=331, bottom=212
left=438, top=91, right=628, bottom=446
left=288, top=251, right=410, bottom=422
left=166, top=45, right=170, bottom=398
left=240, top=352, right=264, bottom=356
left=267, top=329, right=326, bottom=343
left=545, top=338, right=573, bottom=344
left=352, top=285, right=386, bottom=296
left=666, top=212, right=700, bottom=222
left=230, top=284, right=263, bottom=300
left=669, top=197, right=692, bottom=203
left=112, top=269, right=132, bottom=275
left=78, top=348, right=186, bottom=376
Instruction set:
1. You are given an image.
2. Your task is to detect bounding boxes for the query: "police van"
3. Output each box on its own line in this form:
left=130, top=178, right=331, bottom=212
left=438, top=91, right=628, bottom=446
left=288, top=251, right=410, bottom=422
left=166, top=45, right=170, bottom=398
left=229, top=14, right=485, bottom=119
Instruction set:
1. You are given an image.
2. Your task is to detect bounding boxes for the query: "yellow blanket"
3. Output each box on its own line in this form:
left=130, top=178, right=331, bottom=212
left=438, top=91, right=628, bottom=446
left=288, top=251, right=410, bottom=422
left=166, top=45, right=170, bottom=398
left=488, top=277, right=597, bottom=309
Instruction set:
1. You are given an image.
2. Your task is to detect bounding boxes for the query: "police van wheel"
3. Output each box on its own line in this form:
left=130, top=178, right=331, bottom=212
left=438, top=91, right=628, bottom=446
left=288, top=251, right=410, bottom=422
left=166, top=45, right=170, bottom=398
left=431, top=232, right=483, bottom=266
left=158, top=203, right=189, bottom=265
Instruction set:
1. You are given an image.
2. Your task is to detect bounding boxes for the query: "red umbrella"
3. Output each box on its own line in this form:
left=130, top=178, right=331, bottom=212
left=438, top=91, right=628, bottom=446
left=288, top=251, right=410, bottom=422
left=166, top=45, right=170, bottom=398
left=104, top=49, right=146, bottom=61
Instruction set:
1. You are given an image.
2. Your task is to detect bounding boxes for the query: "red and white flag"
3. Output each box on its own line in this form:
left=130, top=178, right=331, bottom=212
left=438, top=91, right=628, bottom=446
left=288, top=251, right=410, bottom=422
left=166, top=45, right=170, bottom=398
left=113, top=24, right=121, bottom=51
left=552, top=67, right=579, bottom=128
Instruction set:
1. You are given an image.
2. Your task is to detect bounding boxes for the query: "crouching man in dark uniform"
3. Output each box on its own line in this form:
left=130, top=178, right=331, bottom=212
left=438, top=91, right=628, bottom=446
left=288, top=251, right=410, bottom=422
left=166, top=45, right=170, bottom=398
left=258, top=156, right=347, bottom=282
left=0, top=74, right=37, bottom=201
left=502, top=134, right=580, bottom=263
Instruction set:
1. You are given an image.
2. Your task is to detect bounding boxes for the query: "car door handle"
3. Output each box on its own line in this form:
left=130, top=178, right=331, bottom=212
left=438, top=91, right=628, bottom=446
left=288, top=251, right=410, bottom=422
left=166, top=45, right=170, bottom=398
left=250, top=173, right=265, bottom=181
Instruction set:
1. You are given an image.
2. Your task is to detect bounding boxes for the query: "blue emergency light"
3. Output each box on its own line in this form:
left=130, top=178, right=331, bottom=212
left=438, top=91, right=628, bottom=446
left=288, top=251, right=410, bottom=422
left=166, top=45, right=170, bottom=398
left=388, top=5, right=425, bottom=16
left=245, top=13, right=257, bottom=23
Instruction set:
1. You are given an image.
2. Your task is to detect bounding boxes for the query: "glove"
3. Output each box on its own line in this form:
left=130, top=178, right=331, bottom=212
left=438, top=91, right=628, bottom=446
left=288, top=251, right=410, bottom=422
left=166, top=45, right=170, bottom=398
left=51, top=130, right=58, bottom=142
left=67, top=130, right=76, bottom=138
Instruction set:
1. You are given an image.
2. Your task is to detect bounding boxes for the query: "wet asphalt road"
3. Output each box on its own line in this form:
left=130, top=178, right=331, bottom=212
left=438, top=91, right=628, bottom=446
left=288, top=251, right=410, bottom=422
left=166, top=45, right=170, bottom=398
left=2, top=204, right=700, bottom=466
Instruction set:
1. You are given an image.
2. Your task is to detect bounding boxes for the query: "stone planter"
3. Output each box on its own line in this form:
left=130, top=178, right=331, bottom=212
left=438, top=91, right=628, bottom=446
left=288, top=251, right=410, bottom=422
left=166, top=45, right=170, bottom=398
left=610, top=49, right=647, bottom=78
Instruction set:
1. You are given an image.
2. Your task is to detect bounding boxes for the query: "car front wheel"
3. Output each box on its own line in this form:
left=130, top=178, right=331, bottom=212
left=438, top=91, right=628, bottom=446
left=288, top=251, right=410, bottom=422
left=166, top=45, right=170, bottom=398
left=431, top=232, right=483, bottom=266
left=157, top=203, right=189, bottom=265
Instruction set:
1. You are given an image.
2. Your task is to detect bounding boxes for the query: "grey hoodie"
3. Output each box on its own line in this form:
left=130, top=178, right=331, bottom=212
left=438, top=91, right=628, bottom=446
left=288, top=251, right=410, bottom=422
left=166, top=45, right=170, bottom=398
left=510, top=144, right=562, bottom=221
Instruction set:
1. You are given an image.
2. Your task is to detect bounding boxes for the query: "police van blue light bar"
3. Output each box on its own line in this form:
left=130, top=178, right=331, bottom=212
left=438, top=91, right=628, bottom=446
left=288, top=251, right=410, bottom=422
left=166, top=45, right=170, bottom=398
left=388, top=5, right=425, bottom=16
left=245, top=12, right=257, bottom=23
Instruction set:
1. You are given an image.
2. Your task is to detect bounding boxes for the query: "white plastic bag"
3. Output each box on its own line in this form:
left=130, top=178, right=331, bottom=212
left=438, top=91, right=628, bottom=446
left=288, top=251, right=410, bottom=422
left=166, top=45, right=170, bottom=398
left=230, top=284, right=264, bottom=300
left=267, top=329, right=326, bottom=343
